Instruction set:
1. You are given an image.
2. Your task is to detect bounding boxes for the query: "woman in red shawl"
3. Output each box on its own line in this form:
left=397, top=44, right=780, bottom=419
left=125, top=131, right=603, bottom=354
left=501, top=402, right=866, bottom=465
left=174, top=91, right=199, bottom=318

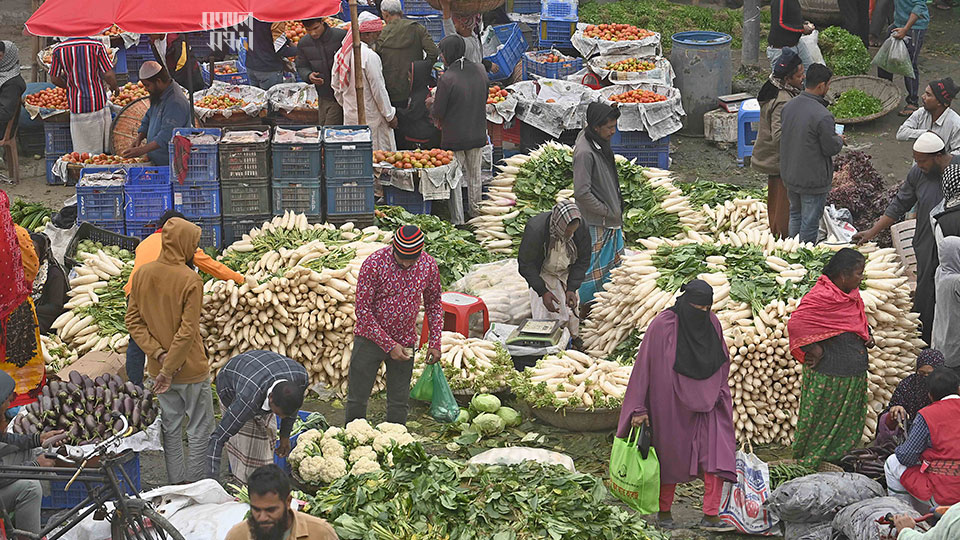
left=617, top=279, right=736, bottom=532
left=788, top=247, right=873, bottom=467
left=0, top=190, right=45, bottom=405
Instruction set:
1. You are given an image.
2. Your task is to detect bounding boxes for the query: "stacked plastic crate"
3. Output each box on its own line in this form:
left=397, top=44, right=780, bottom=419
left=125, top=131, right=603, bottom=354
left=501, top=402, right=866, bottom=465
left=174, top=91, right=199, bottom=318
left=220, top=129, right=272, bottom=246
left=539, top=0, right=577, bottom=49
left=124, top=166, right=174, bottom=238
left=272, top=126, right=323, bottom=220
left=126, top=36, right=155, bottom=83
left=168, top=128, right=223, bottom=248
left=323, top=126, right=374, bottom=227
left=407, top=0, right=445, bottom=45
left=44, top=121, right=72, bottom=185
left=76, top=168, right=126, bottom=234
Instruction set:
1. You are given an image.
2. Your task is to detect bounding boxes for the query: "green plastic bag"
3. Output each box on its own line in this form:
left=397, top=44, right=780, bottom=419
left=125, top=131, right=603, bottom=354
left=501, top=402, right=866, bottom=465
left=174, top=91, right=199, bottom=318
left=429, top=366, right=460, bottom=423
left=410, top=364, right=436, bottom=402
left=609, top=426, right=660, bottom=514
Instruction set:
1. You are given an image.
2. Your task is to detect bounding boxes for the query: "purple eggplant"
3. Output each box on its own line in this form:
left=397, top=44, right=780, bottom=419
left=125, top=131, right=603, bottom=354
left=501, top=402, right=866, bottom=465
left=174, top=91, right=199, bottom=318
left=94, top=375, right=105, bottom=387
left=131, top=403, right=141, bottom=427
left=41, top=385, right=51, bottom=399
left=68, top=371, right=83, bottom=386
left=124, top=382, right=139, bottom=397
left=65, top=382, right=79, bottom=396
left=124, top=396, right=134, bottom=415
left=83, top=414, right=97, bottom=433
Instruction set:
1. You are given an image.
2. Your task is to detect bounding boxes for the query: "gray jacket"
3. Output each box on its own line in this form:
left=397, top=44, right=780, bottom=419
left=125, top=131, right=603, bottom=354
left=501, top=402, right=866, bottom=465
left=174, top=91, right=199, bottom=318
left=779, top=91, right=844, bottom=194
left=572, top=130, right=622, bottom=228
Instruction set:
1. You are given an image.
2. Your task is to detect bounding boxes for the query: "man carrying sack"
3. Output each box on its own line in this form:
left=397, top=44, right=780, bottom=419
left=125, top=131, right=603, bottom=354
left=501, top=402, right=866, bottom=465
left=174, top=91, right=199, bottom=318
left=206, top=350, right=309, bottom=482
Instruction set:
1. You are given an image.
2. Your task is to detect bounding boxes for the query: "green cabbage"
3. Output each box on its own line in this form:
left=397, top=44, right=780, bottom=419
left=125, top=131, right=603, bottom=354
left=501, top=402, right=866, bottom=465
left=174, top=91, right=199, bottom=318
left=495, top=406, right=522, bottom=427
left=470, top=394, right=501, bottom=413
left=456, top=409, right=471, bottom=425
left=472, top=413, right=505, bottom=435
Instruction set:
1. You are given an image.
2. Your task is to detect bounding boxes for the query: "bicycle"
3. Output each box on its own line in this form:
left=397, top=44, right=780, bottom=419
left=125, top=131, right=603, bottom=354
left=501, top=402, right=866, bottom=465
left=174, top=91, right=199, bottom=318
left=0, top=413, right=183, bottom=540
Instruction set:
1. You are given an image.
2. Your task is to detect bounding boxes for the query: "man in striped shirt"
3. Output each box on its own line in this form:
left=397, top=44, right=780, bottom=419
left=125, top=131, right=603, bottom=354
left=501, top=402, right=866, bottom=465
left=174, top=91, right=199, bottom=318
left=49, top=37, right=119, bottom=154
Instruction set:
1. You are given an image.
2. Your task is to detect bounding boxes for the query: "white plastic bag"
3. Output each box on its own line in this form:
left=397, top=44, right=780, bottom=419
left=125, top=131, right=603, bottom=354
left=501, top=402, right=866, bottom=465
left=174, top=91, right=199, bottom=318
left=797, top=30, right=825, bottom=66
left=718, top=450, right=780, bottom=536
left=820, top=204, right=857, bottom=244
left=872, top=34, right=914, bottom=78
left=468, top=447, right=576, bottom=472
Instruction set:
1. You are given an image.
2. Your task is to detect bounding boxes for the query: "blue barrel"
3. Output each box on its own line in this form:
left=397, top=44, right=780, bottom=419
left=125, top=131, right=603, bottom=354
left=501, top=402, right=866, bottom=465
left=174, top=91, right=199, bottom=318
left=670, top=31, right=732, bottom=136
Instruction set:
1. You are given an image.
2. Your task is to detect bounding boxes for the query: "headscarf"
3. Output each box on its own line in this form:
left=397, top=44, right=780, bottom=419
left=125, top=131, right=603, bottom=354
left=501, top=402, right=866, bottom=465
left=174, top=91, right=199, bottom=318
left=941, top=164, right=960, bottom=211
left=886, top=349, right=946, bottom=420
left=453, top=13, right=480, bottom=34
left=669, top=280, right=727, bottom=380
left=584, top=101, right=620, bottom=168
left=549, top=200, right=581, bottom=260
left=334, top=17, right=385, bottom=89
left=439, top=35, right=466, bottom=70
left=930, top=77, right=958, bottom=107
left=0, top=41, right=21, bottom=88
left=787, top=274, right=871, bottom=363
left=0, top=191, right=29, bottom=322
left=937, top=235, right=960, bottom=283
left=393, top=225, right=424, bottom=260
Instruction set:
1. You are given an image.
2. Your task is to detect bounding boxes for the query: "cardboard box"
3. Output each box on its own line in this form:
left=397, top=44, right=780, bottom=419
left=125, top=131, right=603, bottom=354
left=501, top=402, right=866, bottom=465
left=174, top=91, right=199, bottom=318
left=57, top=351, right=127, bottom=381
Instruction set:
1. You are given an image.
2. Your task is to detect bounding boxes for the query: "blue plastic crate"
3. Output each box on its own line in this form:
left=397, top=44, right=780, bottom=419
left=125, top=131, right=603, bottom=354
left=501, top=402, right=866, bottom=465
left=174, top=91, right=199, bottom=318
left=124, top=182, right=174, bottom=221
left=383, top=185, right=433, bottom=214
left=126, top=218, right=159, bottom=239
left=521, top=50, right=583, bottom=80
left=80, top=218, right=125, bottom=234
left=539, top=20, right=575, bottom=49
left=127, top=165, right=171, bottom=184
left=507, top=0, right=540, bottom=14
left=402, top=0, right=441, bottom=14
left=409, top=15, right=445, bottom=43
left=200, top=60, right=250, bottom=85
left=44, top=122, right=72, bottom=155
left=130, top=35, right=155, bottom=56
left=187, top=30, right=238, bottom=58
left=323, top=126, right=373, bottom=180
left=223, top=214, right=272, bottom=246
left=46, top=157, right=62, bottom=185
left=272, top=179, right=322, bottom=216
left=125, top=52, right=153, bottom=83
left=169, top=128, right=221, bottom=183
left=77, top=183, right=125, bottom=222
left=113, top=47, right=128, bottom=76
left=272, top=143, right=322, bottom=181
left=541, top=0, right=578, bottom=21
left=173, top=181, right=221, bottom=218
left=611, top=130, right=670, bottom=169
left=484, top=24, right=527, bottom=81
left=339, top=0, right=380, bottom=21
left=273, top=411, right=314, bottom=473
left=326, top=181, right=375, bottom=215
left=198, top=217, right=223, bottom=248
left=41, top=453, right=141, bottom=509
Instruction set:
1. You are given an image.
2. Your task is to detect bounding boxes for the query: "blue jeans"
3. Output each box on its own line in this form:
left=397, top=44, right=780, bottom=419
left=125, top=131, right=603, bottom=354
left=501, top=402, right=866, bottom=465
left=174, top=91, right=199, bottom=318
left=877, top=27, right=925, bottom=105
left=126, top=336, right=145, bottom=386
left=246, top=68, right=284, bottom=91
left=787, top=190, right=829, bottom=244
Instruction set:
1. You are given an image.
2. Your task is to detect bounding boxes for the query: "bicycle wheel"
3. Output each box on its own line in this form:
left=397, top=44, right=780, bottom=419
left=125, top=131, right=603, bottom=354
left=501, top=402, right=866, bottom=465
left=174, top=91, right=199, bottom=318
left=111, top=500, right=185, bottom=540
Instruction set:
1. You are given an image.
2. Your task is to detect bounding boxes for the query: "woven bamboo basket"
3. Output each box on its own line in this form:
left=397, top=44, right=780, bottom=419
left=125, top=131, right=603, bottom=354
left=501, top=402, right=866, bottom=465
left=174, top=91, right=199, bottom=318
left=110, top=97, right=150, bottom=157
left=529, top=406, right=620, bottom=432
left=427, top=0, right=504, bottom=14
left=828, top=75, right=903, bottom=124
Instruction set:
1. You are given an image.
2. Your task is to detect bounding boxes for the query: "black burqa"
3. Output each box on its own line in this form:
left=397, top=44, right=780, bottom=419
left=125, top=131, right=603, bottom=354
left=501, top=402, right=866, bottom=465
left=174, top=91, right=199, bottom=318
left=396, top=61, right=440, bottom=149
left=669, top=280, right=726, bottom=380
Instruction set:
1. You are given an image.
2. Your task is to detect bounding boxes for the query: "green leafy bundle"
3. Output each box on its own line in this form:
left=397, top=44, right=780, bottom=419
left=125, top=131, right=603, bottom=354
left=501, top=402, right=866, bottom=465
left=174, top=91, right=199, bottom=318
left=829, top=89, right=883, bottom=119
left=678, top=180, right=766, bottom=209
left=220, top=226, right=345, bottom=273
left=819, top=27, right=871, bottom=76
left=307, top=443, right=666, bottom=540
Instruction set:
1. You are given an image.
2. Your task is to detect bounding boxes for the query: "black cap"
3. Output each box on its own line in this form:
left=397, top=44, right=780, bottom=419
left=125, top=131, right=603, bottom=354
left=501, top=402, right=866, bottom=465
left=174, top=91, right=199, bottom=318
left=773, top=48, right=802, bottom=78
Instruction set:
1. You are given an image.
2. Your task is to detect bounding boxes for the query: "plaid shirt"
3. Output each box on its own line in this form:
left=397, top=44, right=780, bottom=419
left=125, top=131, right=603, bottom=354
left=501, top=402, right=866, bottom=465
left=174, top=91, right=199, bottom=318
left=49, top=38, right=112, bottom=114
left=896, top=395, right=960, bottom=466
left=207, top=350, right=308, bottom=478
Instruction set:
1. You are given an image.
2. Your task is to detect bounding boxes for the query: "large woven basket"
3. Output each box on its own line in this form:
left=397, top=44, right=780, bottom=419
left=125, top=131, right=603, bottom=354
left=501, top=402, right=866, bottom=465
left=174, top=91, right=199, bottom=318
left=427, top=0, right=504, bottom=14
left=529, top=406, right=620, bottom=432
left=110, top=97, right=150, bottom=157
left=828, top=75, right=903, bottom=124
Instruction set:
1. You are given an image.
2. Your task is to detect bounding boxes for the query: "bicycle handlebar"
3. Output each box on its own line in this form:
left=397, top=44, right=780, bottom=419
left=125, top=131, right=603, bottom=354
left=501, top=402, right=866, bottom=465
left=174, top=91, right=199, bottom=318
left=48, top=413, right=131, bottom=466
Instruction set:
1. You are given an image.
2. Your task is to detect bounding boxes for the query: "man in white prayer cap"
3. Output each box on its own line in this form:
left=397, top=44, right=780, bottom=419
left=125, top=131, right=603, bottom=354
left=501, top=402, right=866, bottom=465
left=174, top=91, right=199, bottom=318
left=121, top=61, right=191, bottom=165
left=855, top=131, right=960, bottom=342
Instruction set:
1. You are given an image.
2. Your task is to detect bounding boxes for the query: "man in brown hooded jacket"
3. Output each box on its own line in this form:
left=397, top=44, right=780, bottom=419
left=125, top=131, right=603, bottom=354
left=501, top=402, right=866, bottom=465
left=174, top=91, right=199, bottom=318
left=125, top=217, right=214, bottom=484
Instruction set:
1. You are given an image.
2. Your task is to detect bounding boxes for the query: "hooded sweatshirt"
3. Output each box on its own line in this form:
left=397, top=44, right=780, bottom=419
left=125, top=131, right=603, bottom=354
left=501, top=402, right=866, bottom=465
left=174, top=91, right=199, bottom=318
left=375, top=18, right=440, bottom=103
left=125, top=218, right=209, bottom=384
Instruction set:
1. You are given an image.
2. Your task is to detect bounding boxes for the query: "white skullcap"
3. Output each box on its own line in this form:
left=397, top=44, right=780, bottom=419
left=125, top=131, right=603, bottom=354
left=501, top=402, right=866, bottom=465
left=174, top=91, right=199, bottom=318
left=138, top=60, right=163, bottom=81
left=914, top=131, right=946, bottom=154
left=380, top=0, right=403, bottom=14
left=358, top=11, right=379, bottom=23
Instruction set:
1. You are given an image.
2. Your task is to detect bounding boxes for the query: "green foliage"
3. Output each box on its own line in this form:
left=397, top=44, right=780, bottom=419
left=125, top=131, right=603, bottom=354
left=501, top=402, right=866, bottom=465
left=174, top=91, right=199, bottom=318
left=829, top=89, right=884, bottom=119
left=678, top=180, right=766, bottom=210
left=819, top=27, right=871, bottom=76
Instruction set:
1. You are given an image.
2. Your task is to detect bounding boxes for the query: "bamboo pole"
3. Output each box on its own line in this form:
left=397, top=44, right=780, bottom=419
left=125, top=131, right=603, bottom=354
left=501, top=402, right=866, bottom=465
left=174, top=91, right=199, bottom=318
left=32, top=0, right=43, bottom=82
left=349, top=0, right=365, bottom=124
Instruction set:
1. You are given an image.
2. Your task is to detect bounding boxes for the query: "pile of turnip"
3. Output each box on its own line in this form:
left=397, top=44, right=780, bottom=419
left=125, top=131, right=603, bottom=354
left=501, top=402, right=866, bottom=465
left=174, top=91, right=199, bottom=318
left=51, top=248, right=132, bottom=355
left=580, top=200, right=921, bottom=445
left=413, top=332, right=513, bottom=394
left=449, top=259, right=531, bottom=325
left=200, top=213, right=394, bottom=395
left=40, top=334, right=78, bottom=374
left=510, top=350, right=631, bottom=410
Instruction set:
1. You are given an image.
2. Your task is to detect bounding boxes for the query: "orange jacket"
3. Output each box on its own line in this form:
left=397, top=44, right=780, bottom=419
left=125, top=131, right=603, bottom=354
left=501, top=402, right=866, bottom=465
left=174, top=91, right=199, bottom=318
left=124, top=229, right=244, bottom=295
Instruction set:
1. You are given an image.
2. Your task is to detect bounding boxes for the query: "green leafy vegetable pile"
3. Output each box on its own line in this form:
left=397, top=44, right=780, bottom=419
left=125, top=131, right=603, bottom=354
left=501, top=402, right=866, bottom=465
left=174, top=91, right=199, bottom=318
left=819, top=26, right=871, bottom=76
left=678, top=180, right=765, bottom=209
left=829, top=89, right=883, bottom=119
left=220, top=226, right=345, bottom=273
left=375, top=206, right=494, bottom=286
left=306, top=443, right=666, bottom=540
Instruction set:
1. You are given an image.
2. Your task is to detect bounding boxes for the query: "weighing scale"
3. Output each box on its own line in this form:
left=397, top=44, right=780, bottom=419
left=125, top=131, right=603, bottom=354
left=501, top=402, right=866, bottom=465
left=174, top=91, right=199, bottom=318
left=505, top=319, right=565, bottom=348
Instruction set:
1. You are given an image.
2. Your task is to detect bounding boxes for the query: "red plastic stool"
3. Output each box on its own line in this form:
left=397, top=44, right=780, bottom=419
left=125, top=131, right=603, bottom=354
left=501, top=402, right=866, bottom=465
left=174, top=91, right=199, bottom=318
left=420, top=292, right=490, bottom=345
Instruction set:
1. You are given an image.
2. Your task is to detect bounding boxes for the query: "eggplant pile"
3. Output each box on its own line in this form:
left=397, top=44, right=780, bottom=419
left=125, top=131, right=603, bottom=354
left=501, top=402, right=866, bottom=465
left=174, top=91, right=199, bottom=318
left=12, top=371, right=157, bottom=445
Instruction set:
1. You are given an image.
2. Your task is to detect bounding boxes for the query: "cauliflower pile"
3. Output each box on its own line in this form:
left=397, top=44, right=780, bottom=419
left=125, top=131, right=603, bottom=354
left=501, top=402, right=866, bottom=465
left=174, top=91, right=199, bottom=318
left=290, top=419, right=416, bottom=485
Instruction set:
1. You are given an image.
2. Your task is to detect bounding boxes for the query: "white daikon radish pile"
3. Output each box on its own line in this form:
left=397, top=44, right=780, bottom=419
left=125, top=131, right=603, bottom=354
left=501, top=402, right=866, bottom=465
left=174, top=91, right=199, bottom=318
left=580, top=223, right=921, bottom=445
left=413, top=331, right=513, bottom=393
left=510, top=350, right=631, bottom=410
left=51, top=249, right=132, bottom=354
left=200, top=213, right=394, bottom=395
left=449, top=258, right=532, bottom=324
left=40, top=333, right=78, bottom=373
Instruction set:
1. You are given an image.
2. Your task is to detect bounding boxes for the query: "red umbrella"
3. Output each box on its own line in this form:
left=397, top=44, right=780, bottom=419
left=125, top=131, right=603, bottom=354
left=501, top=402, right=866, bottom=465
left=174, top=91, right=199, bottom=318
left=25, top=0, right=340, bottom=37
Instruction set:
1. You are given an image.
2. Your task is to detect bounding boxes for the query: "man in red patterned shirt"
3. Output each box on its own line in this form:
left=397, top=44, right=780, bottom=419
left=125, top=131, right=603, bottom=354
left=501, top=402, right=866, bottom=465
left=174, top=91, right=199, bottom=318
left=49, top=37, right=119, bottom=155
left=346, top=225, right=442, bottom=425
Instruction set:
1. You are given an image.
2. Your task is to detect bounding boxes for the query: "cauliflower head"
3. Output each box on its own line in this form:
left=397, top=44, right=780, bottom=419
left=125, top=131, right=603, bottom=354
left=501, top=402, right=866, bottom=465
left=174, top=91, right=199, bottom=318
left=348, top=445, right=378, bottom=464
left=299, top=455, right=348, bottom=484
left=344, top=419, right=378, bottom=444
left=375, top=422, right=408, bottom=435
left=372, top=431, right=416, bottom=454
left=349, top=456, right=382, bottom=476
left=319, top=437, right=345, bottom=459
left=324, top=426, right=344, bottom=439
left=298, top=428, right=324, bottom=447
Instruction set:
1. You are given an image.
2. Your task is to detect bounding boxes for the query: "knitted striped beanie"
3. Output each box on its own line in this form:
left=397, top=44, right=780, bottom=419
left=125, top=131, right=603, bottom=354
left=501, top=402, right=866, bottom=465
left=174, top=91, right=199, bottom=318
left=393, top=225, right=424, bottom=259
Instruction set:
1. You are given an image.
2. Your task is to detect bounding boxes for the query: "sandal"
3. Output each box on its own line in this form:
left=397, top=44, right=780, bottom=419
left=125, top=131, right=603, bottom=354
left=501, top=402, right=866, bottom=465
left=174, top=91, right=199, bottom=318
left=899, top=104, right=919, bottom=116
